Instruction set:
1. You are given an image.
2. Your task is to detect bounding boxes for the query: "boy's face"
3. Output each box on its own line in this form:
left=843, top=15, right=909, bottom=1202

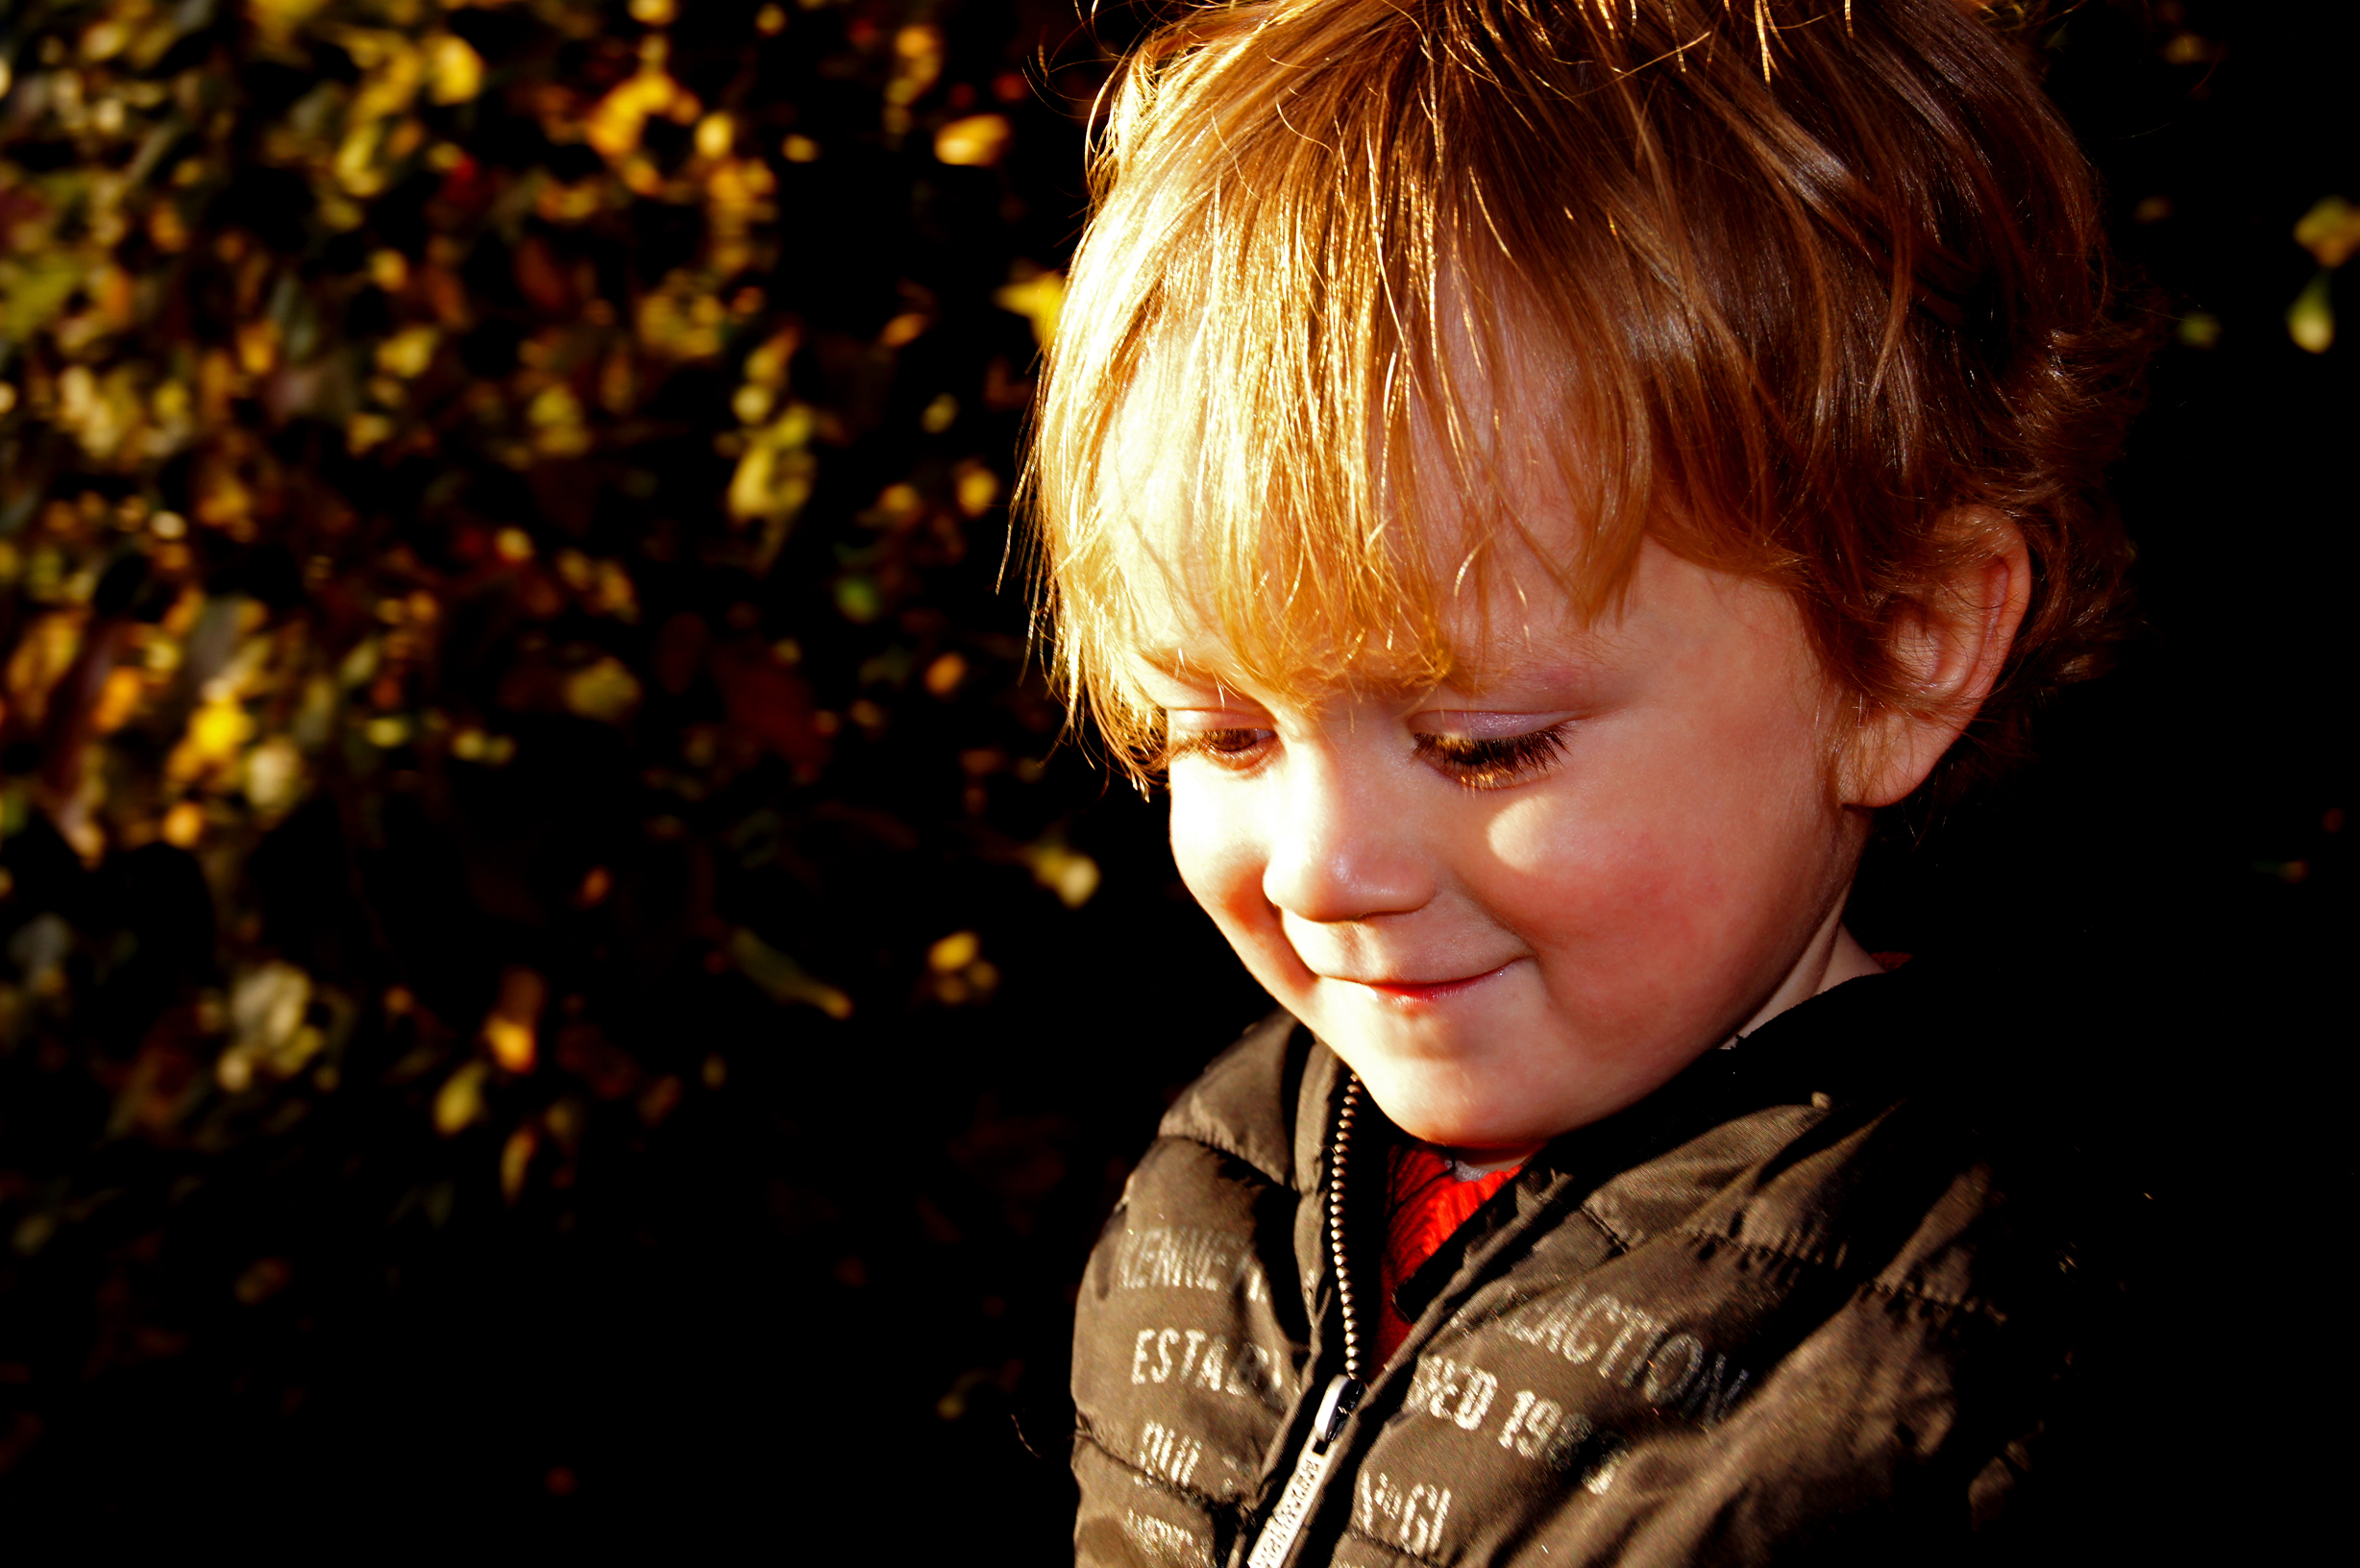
left=1135, top=536, right=1875, bottom=1153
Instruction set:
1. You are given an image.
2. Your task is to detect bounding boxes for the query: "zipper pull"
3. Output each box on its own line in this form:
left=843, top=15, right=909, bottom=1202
left=1244, top=1373, right=1364, bottom=1568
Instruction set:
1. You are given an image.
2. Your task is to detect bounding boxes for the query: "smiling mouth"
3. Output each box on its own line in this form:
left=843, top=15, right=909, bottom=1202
left=1353, top=962, right=1517, bottom=1004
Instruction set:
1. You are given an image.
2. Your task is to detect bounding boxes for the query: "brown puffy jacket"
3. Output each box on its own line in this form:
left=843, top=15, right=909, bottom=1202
left=1071, top=968, right=2110, bottom=1567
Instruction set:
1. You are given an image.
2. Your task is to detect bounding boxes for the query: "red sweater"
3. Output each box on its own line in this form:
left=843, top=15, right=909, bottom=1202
left=1374, top=1142, right=1522, bottom=1365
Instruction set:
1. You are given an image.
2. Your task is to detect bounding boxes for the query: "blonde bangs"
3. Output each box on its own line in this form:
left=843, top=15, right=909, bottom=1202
left=1025, top=0, right=1651, bottom=772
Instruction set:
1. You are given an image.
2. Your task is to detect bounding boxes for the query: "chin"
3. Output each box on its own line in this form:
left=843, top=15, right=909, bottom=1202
left=1347, top=1055, right=1541, bottom=1153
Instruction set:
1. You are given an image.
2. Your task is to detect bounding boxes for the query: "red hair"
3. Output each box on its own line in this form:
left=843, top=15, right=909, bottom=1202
left=1027, top=0, right=2148, bottom=802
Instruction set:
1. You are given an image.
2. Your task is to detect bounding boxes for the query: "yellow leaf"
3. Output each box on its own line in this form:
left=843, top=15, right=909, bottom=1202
left=934, top=114, right=1012, bottom=168
left=274, top=1026, right=326, bottom=1078
left=562, top=657, right=643, bottom=723
left=590, top=560, right=640, bottom=620
left=928, top=930, right=981, bottom=971
left=161, top=801, right=205, bottom=848
left=953, top=460, right=999, bottom=517
left=92, top=667, right=146, bottom=733
left=2288, top=271, right=2335, bottom=355
left=728, top=410, right=818, bottom=523
left=347, top=412, right=396, bottom=453
left=586, top=68, right=683, bottom=162
left=491, top=968, right=547, bottom=1041
left=248, top=0, right=332, bottom=50
left=528, top=382, right=589, bottom=455
left=245, top=735, right=306, bottom=816
left=538, top=179, right=606, bottom=225
left=924, top=652, right=968, bottom=698
left=2295, top=196, right=2360, bottom=271
left=528, top=382, right=584, bottom=427
left=368, top=249, right=409, bottom=291
left=744, top=328, right=801, bottom=388
left=1, top=257, right=88, bottom=346
left=890, top=25, right=944, bottom=107
left=484, top=1017, right=535, bottom=1073
left=732, top=382, right=776, bottom=425
left=216, top=1043, right=258, bottom=1092
left=433, top=1061, right=489, bottom=1136
left=235, top=319, right=280, bottom=376
left=376, top=326, right=441, bottom=379
left=634, top=271, right=726, bottom=359
left=7, top=612, right=86, bottom=729
left=224, top=962, right=320, bottom=1082
left=426, top=34, right=485, bottom=106
left=501, top=1125, right=538, bottom=1202
left=176, top=695, right=254, bottom=776
left=994, top=269, right=1064, bottom=349
left=1026, top=840, right=1100, bottom=908
left=728, top=928, right=852, bottom=1017
left=92, top=265, right=135, bottom=331
left=148, top=202, right=190, bottom=253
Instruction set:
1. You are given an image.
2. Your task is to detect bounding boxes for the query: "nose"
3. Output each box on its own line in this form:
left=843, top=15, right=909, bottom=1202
left=1259, top=745, right=1434, bottom=925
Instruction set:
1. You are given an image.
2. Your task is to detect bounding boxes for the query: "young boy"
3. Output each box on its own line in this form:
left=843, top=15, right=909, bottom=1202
left=1026, top=2, right=2147, bottom=1563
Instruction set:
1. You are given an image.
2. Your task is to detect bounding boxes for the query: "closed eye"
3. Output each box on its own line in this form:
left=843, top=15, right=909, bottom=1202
left=1412, top=724, right=1569, bottom=790
left=1162, top=725, right=1276, bottom=772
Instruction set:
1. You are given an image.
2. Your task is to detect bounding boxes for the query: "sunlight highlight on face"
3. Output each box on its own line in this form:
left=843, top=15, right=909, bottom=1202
left=1138, top=536, right=1881, bottom=1155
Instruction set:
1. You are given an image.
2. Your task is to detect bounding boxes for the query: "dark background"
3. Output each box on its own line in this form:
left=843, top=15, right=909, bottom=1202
left=0, top=0, right=2346, bottom=1553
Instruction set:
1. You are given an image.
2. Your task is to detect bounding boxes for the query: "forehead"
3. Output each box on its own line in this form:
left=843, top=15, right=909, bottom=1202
left=1110, top=510, right=1623, bottom=708
left=1094, top=340, right=1616, bottom=697
left=1129, top=532, right=1817, bottom=718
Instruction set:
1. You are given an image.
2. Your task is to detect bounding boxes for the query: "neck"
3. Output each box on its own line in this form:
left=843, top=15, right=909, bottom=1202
left=1728, top=904, right=1883, bottom=1049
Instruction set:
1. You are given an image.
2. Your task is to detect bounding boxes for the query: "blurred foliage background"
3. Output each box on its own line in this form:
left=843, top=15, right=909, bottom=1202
left=0, top=0, right=2346, bottom=1549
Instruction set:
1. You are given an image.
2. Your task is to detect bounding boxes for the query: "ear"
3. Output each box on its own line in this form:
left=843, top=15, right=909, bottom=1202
left=1844, top=507, right=2032, bottom=810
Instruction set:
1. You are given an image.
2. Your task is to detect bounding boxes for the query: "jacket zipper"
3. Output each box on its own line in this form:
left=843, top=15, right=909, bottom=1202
left=1244, top=1072, right=1368, bottom=1568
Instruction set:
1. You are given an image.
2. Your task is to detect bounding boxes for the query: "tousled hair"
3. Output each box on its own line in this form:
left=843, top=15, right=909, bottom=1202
left=1024, top=0, right=2147, bottom=804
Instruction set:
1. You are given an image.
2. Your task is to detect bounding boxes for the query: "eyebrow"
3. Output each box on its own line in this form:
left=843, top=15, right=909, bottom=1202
left=1133, top=617, right=1610, bottom=698
left=1132, top=649, right=1198, bottom=681
left=1130, top=652, right=1262, bottom=709
left=1134, top=649, right=1444, bottom=707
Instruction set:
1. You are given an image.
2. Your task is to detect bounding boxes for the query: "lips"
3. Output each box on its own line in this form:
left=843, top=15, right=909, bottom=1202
left=1349, top=961, right=1517, bottom=1004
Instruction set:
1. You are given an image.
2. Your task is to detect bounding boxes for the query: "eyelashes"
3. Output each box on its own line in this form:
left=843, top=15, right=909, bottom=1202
left=1413, top=725, right=1570, bottom=790
left=1164, top=723, right=1570, bottom=790
left=1161, top=726, right=1273, bottom=770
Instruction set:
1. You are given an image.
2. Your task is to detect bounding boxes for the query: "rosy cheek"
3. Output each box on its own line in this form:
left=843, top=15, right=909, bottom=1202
left=1479, top=766, right=1742, bottom=1001
left=1483, top=793, right=1673, bottom=935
